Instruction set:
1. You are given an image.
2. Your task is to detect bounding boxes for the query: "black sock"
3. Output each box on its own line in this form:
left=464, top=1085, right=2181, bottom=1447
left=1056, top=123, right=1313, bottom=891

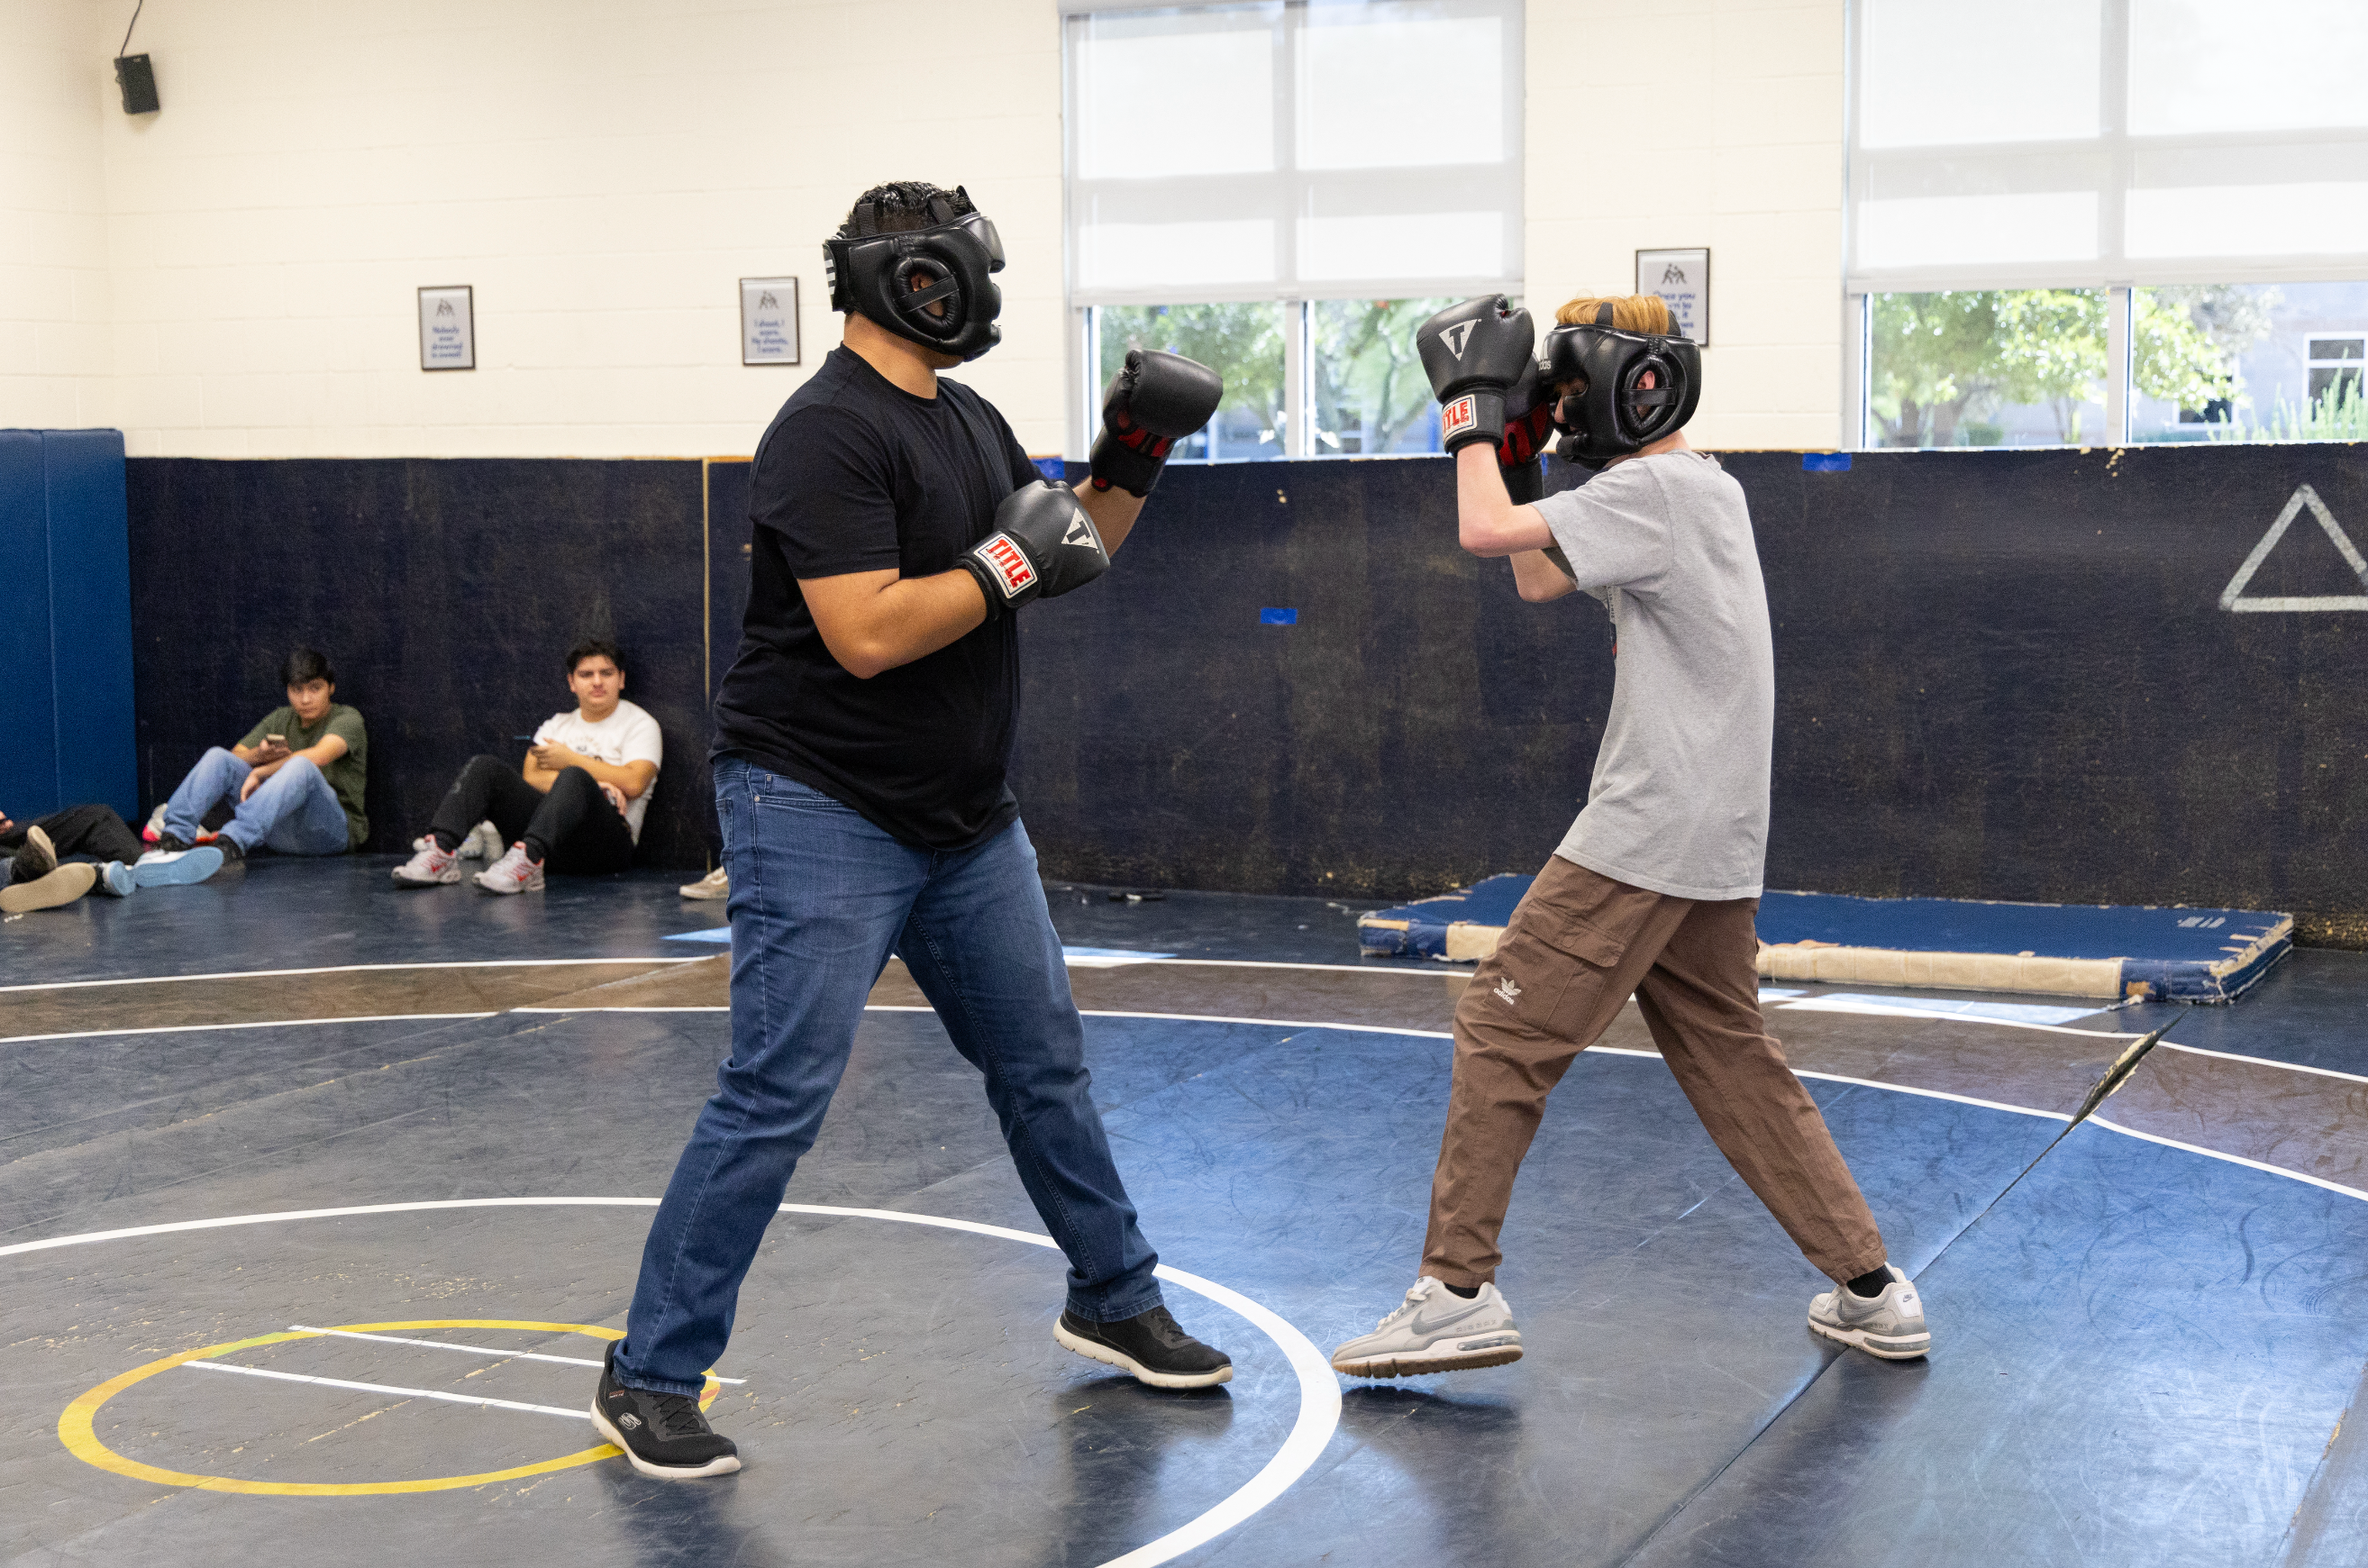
left=430, top=829, right=462, bottom=853
left=521, top=837, right=551, bottom=864
left=1846, top=1265, right=1892, bottom=1299
left=1442, top=1281, right=1480, bottom=1299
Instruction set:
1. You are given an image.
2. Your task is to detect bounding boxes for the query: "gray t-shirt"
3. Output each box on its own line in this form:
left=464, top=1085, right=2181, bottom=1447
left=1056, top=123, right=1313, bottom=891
left=1533, top=451, right=1773, bottom=901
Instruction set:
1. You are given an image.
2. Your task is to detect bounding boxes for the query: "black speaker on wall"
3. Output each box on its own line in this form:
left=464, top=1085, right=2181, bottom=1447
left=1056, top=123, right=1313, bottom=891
left=114, top=53, right=159, bottom=114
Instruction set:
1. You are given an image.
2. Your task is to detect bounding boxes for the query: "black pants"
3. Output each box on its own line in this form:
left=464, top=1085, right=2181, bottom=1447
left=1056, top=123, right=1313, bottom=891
left=428, top=755, right=636, bottom=876
left=5, top=803, right=144, bottom=885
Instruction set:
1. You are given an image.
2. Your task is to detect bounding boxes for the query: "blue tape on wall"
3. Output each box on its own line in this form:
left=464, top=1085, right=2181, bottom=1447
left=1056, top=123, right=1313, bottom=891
left=1801, top=452, right=1853, bottom=471
left=1260, top=606, right=1298, bottom=624
left=1032, top=457, right=1066, bottom=482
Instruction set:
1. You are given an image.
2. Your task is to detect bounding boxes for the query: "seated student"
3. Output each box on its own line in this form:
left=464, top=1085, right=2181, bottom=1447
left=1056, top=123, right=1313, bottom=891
left=393, top=639, right=660, bottom=895
left=146, top=648, right=369, bottom=869
left=3, top=804, right=223, bottom=911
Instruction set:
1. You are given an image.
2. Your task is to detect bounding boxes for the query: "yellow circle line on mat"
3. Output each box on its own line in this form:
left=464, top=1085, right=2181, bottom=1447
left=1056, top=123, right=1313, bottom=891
left=59, top=1318, right=722, bottom=1497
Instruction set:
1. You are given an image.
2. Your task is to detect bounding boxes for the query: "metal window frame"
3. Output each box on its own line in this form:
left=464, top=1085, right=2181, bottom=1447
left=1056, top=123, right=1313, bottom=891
left=1845, top=0, right=2368, bottom=447
left=1061, top=0, right=1524, bottom=460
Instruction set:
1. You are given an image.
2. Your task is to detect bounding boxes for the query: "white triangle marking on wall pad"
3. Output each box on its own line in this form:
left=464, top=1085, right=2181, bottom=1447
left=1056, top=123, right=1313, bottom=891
left=2218, top=484, right=2368, bottom=612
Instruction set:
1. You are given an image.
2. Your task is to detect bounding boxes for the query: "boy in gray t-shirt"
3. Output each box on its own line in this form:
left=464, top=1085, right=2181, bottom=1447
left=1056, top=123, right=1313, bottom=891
left=1334, top=292, right=1930, bottom=1381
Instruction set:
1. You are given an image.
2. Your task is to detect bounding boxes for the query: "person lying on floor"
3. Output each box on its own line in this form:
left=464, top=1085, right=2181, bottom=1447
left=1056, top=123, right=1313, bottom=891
left=3, top=803, right=223, bottom=912
left=393, top=638, right=661, bottom=894
left=145, top=647, right=369, bottom=872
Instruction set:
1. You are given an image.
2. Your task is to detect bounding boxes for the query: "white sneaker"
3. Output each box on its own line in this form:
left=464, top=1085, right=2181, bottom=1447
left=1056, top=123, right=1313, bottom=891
left=392, top=841, right=464, bottom=886
left=1329, top=1277, right=1524, bottom=1379
left=411, top=821, right=498, bottom=859
left=679, top=865, right=729, bottom=900
left=1808, top=1265, right=1931, bottom=1360
left=142, top=802, right=168, bottom=844
left=474, top=843, right=545, bottom=895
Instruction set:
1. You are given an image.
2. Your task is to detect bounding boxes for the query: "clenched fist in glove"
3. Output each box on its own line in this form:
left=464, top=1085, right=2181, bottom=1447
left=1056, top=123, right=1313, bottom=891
left=960, top=479, right=1110, bottom=617
left=1090, top=350, right=1225, bottom=497
left=1416, top=295, right=1537, bottom=452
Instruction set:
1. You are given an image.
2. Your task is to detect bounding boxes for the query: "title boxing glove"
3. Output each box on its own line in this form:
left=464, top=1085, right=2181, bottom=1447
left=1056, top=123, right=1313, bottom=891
left=1091, top=350, right=1225, bottom=497
left=959, top=479, right=1110, bottom=617
left=1416, top=296, right=1536, bottom=452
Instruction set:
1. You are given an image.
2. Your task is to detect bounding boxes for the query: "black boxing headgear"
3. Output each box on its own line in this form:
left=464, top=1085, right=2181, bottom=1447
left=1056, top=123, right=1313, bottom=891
left=824, top=186, right=1006, bottom=361
left=1542, top=302, right=1701, bottom=469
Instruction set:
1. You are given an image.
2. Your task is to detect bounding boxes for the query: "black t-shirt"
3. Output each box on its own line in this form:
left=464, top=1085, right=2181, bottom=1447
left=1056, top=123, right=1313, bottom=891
left=712, top=346, right=1041, bottom=849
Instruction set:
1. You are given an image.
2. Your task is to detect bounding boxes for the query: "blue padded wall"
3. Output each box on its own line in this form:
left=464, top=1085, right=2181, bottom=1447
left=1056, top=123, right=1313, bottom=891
left=43, top=431, right=136, bottom=817
left=0, top=433, right=59, bottom=816
left=0, top=430, right=133, bottom=822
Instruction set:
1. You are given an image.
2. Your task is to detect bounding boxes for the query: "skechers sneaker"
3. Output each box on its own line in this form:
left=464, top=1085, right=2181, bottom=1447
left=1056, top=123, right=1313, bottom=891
left=679, top=865, right=729, bottom=900
left=589, top=1342, right=739, bottom=1481
left=1808, top=1264, right=1931, bottom=1360
left=474, top=843, right=545, bottom=895
left=392, top=841, right=463, bottom=886
left=132, top=844, right=224, bottom=888
left=1054, top=1305, right=1234, bottom=1389
left=1330, top=1277, right=1525, bottom=1379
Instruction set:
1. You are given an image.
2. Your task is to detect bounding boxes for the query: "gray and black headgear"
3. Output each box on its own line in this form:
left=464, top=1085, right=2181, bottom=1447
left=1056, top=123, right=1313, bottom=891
left=1543, top=302, right=1701, bottom=469
left=824, top=187, right=1006, bottom=361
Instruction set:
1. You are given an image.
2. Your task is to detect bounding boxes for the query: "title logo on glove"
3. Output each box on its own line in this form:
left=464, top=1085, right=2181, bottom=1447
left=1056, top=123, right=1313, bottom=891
left=1440, top=321, right=1478, bottom=360
left=1440, top=394, right=1477, bottom=442
left=979, top=533, right=1037, bottom=598
left=1062, top=510, right=1096, bottom=549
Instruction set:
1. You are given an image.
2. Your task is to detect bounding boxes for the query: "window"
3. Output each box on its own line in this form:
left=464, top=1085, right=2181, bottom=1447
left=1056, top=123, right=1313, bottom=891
left=1847, top=0, right=2368, bottom=448
left=1064, top=1, right=1522, bottom=460
left=2306, top=334, right=2365, bottom=406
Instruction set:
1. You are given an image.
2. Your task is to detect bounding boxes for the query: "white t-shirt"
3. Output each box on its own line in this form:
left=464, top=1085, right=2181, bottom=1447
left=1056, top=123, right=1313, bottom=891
left=1533, top=451, right=1774, bottom=901
left=534, top=699, right=664, bottom=843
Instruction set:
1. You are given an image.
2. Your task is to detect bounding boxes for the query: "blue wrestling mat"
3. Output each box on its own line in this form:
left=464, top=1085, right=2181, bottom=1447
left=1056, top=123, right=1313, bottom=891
left=1358, top=880, right=2291, bottom=1002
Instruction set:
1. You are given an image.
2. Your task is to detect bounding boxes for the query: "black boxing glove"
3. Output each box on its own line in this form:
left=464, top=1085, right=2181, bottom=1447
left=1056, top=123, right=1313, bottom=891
left=1416, top=295, right=1536, bottom=452
left=959, top=479, right=1110, bottom=617
left=1091, top=350, right=1225, bottom=497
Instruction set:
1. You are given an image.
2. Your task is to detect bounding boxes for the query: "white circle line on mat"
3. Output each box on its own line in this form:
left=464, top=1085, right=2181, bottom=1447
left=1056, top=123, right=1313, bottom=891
left=3, top=1197, right=1341, bottom=1568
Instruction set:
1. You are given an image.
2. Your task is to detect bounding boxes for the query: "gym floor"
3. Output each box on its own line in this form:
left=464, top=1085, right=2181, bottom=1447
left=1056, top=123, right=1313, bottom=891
left=5, top=859, right=2364, bottom=1567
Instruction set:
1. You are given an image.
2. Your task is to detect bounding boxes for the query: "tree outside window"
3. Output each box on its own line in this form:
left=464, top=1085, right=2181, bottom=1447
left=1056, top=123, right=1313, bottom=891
left=1096, top=304, right=1287, bottom=461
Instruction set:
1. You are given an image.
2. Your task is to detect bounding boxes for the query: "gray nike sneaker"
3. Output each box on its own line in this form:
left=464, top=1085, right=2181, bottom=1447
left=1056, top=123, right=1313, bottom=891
left=1330, top=1277, right=1524, bottom=1379
left=1808, top=1264, right=1931, bottom=1360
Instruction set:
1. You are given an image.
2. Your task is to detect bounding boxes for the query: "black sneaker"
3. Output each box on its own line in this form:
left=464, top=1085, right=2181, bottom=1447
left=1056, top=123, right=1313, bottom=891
left=152, top=832, right=195, bottom=855
left=211, top=836, right=245, bottom=872
left=1054, top=1304, right=1233, bottom=1389
left=589, top=1341, right=741, bottom=1480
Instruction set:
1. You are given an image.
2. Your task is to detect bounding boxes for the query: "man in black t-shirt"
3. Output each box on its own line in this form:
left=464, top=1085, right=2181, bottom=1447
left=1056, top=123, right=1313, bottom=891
left=594, top=182, right=1230, bottom=1481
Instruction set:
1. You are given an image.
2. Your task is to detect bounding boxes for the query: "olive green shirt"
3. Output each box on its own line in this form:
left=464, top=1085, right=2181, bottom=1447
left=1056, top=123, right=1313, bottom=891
left=240, top=704, right=369, bottom=848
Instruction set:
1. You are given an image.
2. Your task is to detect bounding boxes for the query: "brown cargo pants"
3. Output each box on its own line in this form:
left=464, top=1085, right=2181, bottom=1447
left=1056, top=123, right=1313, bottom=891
left=1421, top=853, right=1889, bottom=1288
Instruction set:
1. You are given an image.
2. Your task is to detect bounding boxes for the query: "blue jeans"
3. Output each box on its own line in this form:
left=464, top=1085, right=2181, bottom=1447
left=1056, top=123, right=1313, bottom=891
left=162, top=747, right=350, bottom=855
left=616, top=755, right=1163, bottom=1394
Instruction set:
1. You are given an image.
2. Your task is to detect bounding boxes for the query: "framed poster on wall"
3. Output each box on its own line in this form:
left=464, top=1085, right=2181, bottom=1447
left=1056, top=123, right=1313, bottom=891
left=1635, top=249, right=1708, bottom=344
left=418, top=286, right=475, bottom=371
left=741, top=277, right=799, bottom=366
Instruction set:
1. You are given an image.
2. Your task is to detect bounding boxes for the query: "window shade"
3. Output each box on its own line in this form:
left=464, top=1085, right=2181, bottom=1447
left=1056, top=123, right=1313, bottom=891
left=1850, top=0, right=2368, bottom=288
left=1066, top=0, right=1524, bottom=305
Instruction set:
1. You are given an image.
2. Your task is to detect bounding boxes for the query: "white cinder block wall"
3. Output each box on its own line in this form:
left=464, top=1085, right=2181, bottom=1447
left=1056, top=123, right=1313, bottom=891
left=5, top=0, right=1849, bottom=458
left=23, top=0, right=1067, bottom=458
left=2, top=0, right=115, bottom=428
left=1525, top=0, right=1848, bottom=451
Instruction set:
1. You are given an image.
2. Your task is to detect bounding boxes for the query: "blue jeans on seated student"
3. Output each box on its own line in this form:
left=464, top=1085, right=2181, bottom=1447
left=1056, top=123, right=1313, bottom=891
left=163, top=747, right=350, bottom=855
left=615, top=754, right=1163, bottom=1395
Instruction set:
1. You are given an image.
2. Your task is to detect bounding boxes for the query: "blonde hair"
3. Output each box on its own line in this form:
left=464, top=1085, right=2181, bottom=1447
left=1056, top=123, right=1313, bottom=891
left=1554, top=293, right=1673, bottom=333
